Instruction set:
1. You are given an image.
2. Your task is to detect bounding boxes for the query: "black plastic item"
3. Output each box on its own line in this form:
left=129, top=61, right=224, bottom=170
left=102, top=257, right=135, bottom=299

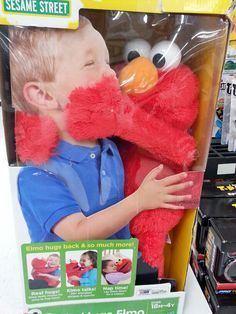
left=195, top=197, right=236, bottom=254
left=204, top=276, right=236, bottom=314
left=201, top=180, right=236, bottom=198
left=205, top=218, right=236, bottom=291
left=135, top=257, right=159, bottom=285
left=205, top=139, right=236, bottom=180
left=190, top=252, right=206, bottom=290
left=135, top=257, right=177, bottom=291
left=210, top=218, right=236, bottom=252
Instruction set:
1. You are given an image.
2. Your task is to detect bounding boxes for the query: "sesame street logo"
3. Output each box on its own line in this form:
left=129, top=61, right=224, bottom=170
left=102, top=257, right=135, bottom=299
left=3, top=0, right=70, bottom=16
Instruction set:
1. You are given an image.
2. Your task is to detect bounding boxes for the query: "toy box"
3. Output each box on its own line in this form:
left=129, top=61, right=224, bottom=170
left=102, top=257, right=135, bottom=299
left=204, top=276, right=236, bottom=314
left=0, top=1, right=235, bottom=313
left=205, top=218, right=236, bottom=291
left=190, top=252, right=206, bottom=290
left=192, top=180, right=236, bottom=256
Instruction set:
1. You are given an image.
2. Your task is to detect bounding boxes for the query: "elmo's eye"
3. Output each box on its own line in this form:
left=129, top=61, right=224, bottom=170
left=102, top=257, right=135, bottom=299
left=124, top=39, right=151, bottom=63
left=150, top=41, right=181, bottom=71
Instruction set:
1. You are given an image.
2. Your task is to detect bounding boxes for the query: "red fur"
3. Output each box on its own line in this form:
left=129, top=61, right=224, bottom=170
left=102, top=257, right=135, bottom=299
left=31, top=258, right=60, bottom=287
left=119, top=65, right=201, bottom=277
left=66, top=74, right=197, bottom=170
left=116, top=258, right=132, bottom=273
left=129, top=65, right=199, bottom=130
left=66, top=260, right=93, bottom=286
left=66, top=76, right=121, bottom=140
left=15, top=112, right=59, bottom=164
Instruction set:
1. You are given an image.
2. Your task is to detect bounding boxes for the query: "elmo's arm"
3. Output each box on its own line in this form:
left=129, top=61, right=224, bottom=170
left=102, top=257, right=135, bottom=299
left=116, top=103, right=197, bottom=170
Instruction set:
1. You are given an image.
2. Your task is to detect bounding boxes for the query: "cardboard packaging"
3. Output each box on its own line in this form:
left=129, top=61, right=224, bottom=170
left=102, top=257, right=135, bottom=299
left=0, top=1, right=235, bottom=313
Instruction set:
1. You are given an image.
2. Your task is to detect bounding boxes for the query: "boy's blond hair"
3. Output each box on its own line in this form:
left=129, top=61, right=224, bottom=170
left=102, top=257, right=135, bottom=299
left=48, top=253, right=60, bottom=259
left=9, top=16, right=89, bottom=114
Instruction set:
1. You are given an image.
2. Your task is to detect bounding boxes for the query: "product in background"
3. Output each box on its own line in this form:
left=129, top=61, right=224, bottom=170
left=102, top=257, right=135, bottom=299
left=213, top=24, right=236, bottom=142
left=228, top=78, right=236, bottom=151
left=190, top=253, right=206, bottom=291
left=205, top=218, right=236, bottom=291
left=221, top=75, right=234, bottom=144
left=204, top=276, right=236, bottom=314
left=192, top=180, right=236, bottom=255
left=213, top=76, right=225, bottom=139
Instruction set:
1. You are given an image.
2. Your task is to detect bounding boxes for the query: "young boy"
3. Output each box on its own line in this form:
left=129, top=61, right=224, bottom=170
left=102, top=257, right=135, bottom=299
left=10, top=17, right=193, bottom=243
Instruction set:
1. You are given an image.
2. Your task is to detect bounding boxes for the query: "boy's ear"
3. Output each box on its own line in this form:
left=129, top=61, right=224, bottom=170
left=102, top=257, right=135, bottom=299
left=23, top=82, right=58, bottom=111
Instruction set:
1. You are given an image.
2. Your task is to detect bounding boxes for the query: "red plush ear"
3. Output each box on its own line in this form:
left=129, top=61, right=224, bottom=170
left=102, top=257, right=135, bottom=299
left=15, top=111, right=59, bottom=165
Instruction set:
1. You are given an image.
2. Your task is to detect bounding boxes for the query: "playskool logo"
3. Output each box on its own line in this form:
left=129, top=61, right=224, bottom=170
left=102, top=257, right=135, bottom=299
left=4, top=0, right=70, bottom=16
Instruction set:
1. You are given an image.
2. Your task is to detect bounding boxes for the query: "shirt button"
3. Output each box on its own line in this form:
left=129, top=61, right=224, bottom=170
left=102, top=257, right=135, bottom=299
left=101, top=170, right=106, bottom=176
left=90, top=153, right=96, bottom=159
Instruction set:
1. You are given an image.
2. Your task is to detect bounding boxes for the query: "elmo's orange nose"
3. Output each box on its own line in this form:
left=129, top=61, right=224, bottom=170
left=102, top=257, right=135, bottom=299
left=119, top=57, right=158, bottom=95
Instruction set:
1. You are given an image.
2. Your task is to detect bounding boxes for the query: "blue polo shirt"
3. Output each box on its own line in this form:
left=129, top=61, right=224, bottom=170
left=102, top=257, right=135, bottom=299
left=17, top=139, right=131, bottom=242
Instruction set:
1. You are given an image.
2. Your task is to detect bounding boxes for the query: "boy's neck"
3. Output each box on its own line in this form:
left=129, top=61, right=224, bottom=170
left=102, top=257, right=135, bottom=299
left=59, top=130, right=98, bottom=147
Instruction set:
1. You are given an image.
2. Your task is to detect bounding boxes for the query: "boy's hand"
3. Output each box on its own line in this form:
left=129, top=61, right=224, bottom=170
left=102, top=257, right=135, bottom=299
left=134, top=165, right=193, bottom=211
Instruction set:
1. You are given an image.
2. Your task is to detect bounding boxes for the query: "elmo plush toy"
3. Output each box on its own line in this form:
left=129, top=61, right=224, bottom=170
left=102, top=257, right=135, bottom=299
left=66, top=260, right=93, bottom=286
left=117, top=39, right=201, bottom=277
left=31, top=258, right=60, bottom=288
left=116, top=258, right=132, bottom=273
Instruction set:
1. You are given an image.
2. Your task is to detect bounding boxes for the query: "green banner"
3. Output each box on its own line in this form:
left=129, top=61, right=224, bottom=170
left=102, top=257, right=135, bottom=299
left=3, top=0, right=70, bottom=16
left=22, top=239, right=138, bottom=304
left=29, top=298, right=180, bottom=314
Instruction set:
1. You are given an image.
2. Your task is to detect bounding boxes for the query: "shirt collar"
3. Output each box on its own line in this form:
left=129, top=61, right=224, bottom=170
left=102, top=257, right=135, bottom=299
left=55, top=139, right=115, bottom=163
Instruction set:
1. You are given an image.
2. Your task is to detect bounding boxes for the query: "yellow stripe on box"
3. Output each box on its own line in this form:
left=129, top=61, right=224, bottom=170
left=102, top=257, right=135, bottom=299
left=81, top=0, right=161, bottom=13
left=163, top=0, right=232, bottom=14
left=82, top=0, right=232, bottom=14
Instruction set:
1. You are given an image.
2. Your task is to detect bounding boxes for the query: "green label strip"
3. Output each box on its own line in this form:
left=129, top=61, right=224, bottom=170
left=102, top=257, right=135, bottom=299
left=30, top=297, right=180, bottom=314
left=3, top=0, right=70, bottom=16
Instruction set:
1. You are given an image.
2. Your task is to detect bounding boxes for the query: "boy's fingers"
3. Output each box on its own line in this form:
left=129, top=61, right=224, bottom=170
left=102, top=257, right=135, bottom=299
left=160, top=172, right=187, bottom=186
left=166, top=181, right=193, bottom=193
left=143, top=164, right=163, bottom=182
left=161, top=203, right=185, bottom=210
left=165, top=194, right=192, bottom=203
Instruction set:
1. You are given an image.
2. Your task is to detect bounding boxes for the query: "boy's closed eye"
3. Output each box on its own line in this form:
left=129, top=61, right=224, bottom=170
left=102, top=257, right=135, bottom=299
left=84, top=60, right=95, bottom=67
